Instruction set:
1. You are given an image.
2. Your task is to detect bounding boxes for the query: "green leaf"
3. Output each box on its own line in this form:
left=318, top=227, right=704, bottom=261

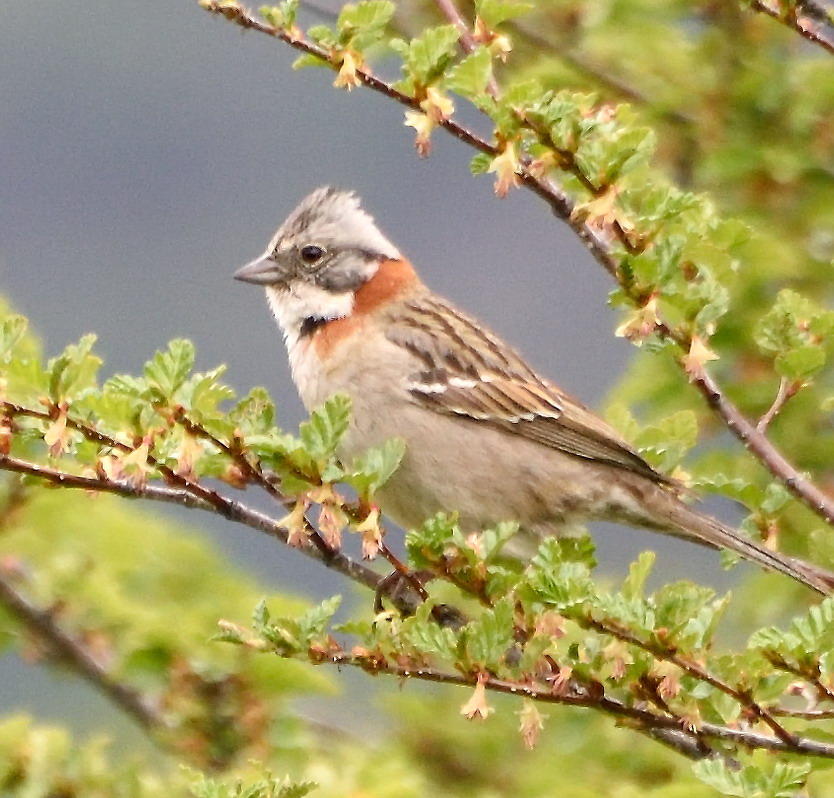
left=634, top=410, right=699, bottom=472
left=755, top=290, right=834, bottom=376
left=337, top=1, right=394, bottom=33
left=252, top=598, right=270, bottom=630
left=480, top=521, right=519, bottom=561
left=256, top=596, right=342, bottom=655
left=190, top=769, right=317, bottom=798
left=297, top=595, right=341, bottom=643
left=292, top=53, right=329, bottom=70
left=259, top=1, right=298, bottom=29
left=259, top=5, right=285, bottom=27
left=401, top=602, right=459, bottom=661
left=48, top=334, right=101, bottom=401
left=406, top=513, right=458, bottom=567
left=180, top=366, right=235, bottom=416
left=523, top=537, right=597, bottom=609
left=653, top=581, right=716, bottom=635
left=622, top=551, right=655, bottom=600
left=470, top=152, right=492, bottom=174
left=299, top=394, right=351, bottom=464
left=461, top=597, right=515, bottom=670
left=0, top=315, right=27, bottom=361
left=749, top=595, right=834, bottom=658
left=444, top=47, right=492, bottom=99
left=307, top=24, right=337, bottom=46
left=774, top=344, right=825, bottom=380
left=396, top=25, right=460, bottom=88
left=475, top=0, right=533, bottom=28
left=677, top=592, right=730, bottom=650
left=347, top=437, right=406, bottom=499
left=692, top=758, right=810, bottom=798
left=143, top=339, right=195, bottom=401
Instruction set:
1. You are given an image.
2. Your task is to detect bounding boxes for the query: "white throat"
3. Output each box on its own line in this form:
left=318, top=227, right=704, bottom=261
left=265, top=283, right=354, bottom=350
left=265, top=283, right=354, bottom=410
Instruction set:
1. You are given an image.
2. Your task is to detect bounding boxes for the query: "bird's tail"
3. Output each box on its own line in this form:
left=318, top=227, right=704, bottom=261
left=657, top=493, right=834, bottom=596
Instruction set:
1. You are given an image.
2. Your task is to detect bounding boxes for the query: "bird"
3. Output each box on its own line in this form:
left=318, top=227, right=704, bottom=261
left=234, top=186, right=834, bottom=595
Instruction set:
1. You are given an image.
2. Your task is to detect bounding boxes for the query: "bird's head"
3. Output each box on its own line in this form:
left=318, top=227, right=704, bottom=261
left=235, top=187, right=413, bottom=341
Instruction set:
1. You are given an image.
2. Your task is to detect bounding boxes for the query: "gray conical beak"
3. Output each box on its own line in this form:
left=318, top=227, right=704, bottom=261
left=234, top=254, right=283, bottom=285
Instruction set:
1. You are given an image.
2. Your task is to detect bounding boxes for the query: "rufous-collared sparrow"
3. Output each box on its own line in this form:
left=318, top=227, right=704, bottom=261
left=235, top=187, right=834, bottom=595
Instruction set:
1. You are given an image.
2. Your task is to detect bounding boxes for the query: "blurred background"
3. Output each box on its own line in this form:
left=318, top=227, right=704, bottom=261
left=0, top=0, right=769, bottom=744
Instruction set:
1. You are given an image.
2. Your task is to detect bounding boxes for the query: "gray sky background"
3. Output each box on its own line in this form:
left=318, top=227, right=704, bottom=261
left=0, top=0, right=735, bottom=746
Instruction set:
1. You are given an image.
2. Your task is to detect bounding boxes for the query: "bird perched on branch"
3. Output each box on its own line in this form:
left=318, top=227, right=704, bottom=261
left=235, top=186, right=834, bottom=595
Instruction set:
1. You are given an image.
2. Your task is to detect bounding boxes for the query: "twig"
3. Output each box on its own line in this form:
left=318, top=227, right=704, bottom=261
left=432, top=0, right=498, bottom=98
left=584, top=615, right=798, bottom=746
left=0, top=452, right=389, bottom=599
left=377, top=539, right=429, bottom=601
left=768, top=652, right=834, bottom=706
left=745, top=0, right=834, bottom=56
left=0, top=569, right=165, bottom=733
left=757, top=377, right=799, bottom=433
left=435, top=0, right=477, bottom=51
left=0, top=453, right=210, bottom=509
left=315, top=651, right=834, bottom=758
left=0, top=401, right=396, bottom=599
left=198, top=1, right=834, bottom=532
left=172, top=408, right=337, bottom=560
left=770, top=706, right=834, bottom=719
left=684, top=361, right=834, bottom=526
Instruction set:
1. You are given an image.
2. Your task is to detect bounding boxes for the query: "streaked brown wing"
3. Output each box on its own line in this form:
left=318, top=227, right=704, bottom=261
left=387, top=294, right=667, bottom=484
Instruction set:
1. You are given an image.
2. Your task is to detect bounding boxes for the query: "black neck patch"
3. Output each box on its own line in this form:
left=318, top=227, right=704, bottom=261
left=299, top=316, right=330, bottom=339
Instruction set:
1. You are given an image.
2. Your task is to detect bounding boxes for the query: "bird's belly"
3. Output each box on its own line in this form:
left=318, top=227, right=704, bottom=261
left=341, top=400, right=647, bottom=536
left=287, top=333, right=654, bottom=537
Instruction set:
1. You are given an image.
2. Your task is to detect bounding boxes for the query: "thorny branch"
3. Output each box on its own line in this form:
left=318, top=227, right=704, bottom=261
left=199, top=0, right=834, bottom=533
left=582, top=615, right=797, bottom=746
left=172, top=407, right=338, bottom=560
left=0, top=401, right=390, bottom=598
left=306, top=651, right=834, bottom=759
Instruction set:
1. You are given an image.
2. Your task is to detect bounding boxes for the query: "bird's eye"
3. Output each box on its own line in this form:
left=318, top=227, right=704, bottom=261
left=299, top=244, right=326, bottom=265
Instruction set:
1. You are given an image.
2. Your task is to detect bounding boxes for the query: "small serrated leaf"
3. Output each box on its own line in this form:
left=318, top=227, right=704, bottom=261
left=444, top=46, right=492, bottom=99
left=347, top=437, right=406, bottom=499
left=144, top=339, right=195, bottom=400
left=299, top=394, right=351, bottom=464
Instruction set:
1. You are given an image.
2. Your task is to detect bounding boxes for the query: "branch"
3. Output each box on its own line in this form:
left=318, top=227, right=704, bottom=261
left=198, top=1, right=834, bottom=533
left=745, top=0, right=834, bottom=56
left=768, top=652, right=834, bottom=706
left=0, top=568, right=165, bottom=733
left=583, top=614, right=797, bottom=746
left=0, top=401, right=392, bottom=597
left=172, top=408, right=338, bottom=560
left=306, top=650, right=834, bottom=759
left=434, top=0, right=477, bottom=51
left=0, top=452, right=210, bottom=509
left=756, top=377, right=799, bottom=433
left=431, top=0, right=499, bottom=97
left=685, top=361, right=834, bottom=526
left=0, top=451, right=389, bottom=600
